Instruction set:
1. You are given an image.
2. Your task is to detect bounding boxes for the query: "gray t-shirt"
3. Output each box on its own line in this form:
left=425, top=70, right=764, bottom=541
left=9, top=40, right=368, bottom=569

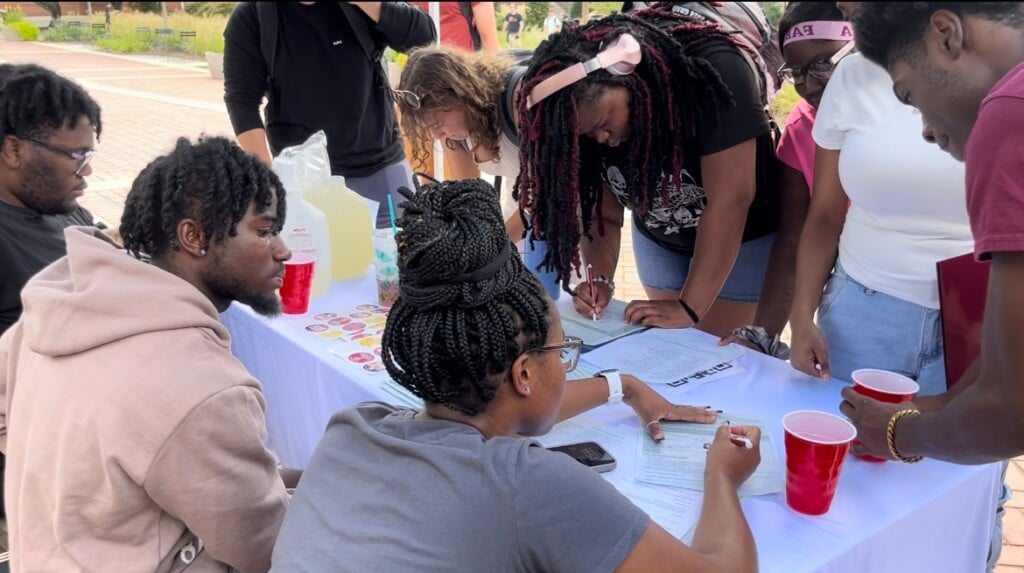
left=0, top=201, right=93, bottom=335
left=271, top=403, right=649, bottom=573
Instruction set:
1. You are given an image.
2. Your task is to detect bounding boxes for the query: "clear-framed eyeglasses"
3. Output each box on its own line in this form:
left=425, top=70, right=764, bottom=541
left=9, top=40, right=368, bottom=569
left=20, top=136, right=97, bottom=176
left=529, top=336, right=583, bottom=373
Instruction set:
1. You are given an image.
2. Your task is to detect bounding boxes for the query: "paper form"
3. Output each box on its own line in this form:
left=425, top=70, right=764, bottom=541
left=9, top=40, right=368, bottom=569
left=560, top=299, right=648, bottom=347
left=635, top=413, right=783, bottom=497
left=583, top=331, right=744, bottom=385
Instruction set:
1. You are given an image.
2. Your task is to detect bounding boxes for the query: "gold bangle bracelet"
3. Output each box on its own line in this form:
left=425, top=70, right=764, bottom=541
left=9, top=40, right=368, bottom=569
left=886, top=408, right=923, bottom=463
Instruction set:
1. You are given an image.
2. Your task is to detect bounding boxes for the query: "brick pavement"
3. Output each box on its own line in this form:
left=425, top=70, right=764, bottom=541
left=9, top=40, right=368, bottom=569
left=2, top=39, right=1022, bottom=569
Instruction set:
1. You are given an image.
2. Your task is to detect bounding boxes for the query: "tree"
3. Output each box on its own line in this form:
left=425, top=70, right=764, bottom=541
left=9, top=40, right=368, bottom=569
left=33, top=2, right=60, bottom=19
left=128, top=2, right=161, bottom=13
left=525, top=2, right=548, bottom=30
left=184, top=2, right=237, bottom=17
left=761, top=2, right=784, bottom=28
left=589, top=2, right=621, bottom=18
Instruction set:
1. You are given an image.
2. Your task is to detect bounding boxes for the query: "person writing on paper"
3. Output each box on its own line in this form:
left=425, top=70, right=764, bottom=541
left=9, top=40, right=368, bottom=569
left=516, top=7, right=780, bottom=338
left=270, top=179, right=761, bottom=573
left=396, top=46, right=561, bottom=299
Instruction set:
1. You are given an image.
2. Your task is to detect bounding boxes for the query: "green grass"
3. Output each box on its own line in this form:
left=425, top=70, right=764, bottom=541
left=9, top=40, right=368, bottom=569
left=43, top=11, right=227, bottom=56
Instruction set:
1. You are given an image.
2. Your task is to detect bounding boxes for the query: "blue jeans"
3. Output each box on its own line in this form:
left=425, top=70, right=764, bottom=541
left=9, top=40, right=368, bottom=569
left=631, top=224, right=775, bottom=302
left=817, top=262, right=947, bottom=396
left=523, top=235, right=561, bottom=300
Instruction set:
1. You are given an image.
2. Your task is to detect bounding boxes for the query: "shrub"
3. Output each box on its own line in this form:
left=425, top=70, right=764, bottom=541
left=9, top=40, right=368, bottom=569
left=96, top=35, right=151, bottom=53
left=3, top=7, right=24, bottom=24
left=42, top=23, right=75, bottom=41
left=128, top=2, right=161, bottom=14
left=184, top=2, right=237, bottom=18
left=10, top=21, right=40, bottom=41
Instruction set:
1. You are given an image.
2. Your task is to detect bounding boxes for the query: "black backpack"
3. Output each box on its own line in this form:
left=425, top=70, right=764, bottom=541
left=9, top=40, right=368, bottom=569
left=255, top=2, right=387, bottom=87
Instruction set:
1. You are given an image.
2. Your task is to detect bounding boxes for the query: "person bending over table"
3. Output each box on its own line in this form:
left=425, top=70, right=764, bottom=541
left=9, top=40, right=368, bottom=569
left=516, top=6, right=781, bottom=338
left=270, top=179, right=762, bottom=573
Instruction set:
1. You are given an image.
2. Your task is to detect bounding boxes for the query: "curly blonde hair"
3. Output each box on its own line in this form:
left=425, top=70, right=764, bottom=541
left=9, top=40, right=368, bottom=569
left=397, top=46, right=515, bottom=169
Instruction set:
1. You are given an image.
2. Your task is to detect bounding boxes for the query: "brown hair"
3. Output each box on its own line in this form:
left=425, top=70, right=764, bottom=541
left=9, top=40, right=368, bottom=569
left=397, top=46, right=514, bottom=169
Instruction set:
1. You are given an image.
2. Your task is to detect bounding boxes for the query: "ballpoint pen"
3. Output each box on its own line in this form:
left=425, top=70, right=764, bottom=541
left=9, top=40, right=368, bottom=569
left=586, top=264, right=596, bottom=322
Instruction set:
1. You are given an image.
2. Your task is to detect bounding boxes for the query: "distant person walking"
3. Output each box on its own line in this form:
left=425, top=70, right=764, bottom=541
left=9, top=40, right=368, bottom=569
left=503, top=4, right=524, bottom=47
left=544, top=7, right=562, bottom=35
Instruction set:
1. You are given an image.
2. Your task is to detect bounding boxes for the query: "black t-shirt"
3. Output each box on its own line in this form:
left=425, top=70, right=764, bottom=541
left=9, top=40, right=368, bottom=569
left=0, top=201, right=93, bottom=335
left=504, top=12, right=523, bottom=34
left=601, top=41, right=779, bottom=256
left=223, top=2, right=434, bottom=178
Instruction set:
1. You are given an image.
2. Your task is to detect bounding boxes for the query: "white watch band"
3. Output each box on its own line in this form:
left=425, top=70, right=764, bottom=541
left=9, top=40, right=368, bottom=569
left=598, top=370, right=624, bottom=404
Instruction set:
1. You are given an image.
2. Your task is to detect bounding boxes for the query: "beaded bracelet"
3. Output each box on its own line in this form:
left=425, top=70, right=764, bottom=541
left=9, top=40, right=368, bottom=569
left=886, top=408, right=923, bottom=463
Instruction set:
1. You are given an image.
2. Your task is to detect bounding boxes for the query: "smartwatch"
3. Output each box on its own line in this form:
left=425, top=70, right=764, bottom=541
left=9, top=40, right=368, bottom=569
left=597, top=369, right=624, bottom=404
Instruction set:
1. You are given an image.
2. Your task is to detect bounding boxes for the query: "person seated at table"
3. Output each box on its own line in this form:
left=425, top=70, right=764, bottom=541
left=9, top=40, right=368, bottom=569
left=270, top=178, right=762, bottom=573
left=0, top=136, right=294, bottom=572
left=0, top=62, right=103, bottom=522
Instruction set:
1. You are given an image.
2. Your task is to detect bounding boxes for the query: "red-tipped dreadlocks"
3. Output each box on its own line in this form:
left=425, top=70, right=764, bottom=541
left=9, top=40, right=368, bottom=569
left=514, top=3, right=756, bottom=294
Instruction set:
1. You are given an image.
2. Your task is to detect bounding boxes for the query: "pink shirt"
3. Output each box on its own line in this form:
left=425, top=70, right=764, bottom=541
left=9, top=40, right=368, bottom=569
left=965, top=61, right=1024, bottom=260
left=776, top=99, right=817, bottom=193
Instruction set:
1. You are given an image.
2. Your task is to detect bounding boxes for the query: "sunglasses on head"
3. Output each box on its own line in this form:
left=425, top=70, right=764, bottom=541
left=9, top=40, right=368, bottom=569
left=393, top=89, right=422, bottom=110
left=527, top=33, right=642, bottom=109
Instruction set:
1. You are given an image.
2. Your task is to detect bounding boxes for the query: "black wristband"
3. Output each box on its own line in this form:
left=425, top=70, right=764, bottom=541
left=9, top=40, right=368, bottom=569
left=678, top=298, right=700, bottom=324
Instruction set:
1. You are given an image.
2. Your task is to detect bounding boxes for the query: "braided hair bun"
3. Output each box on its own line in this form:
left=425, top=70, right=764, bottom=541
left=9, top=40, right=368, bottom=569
left=382, top=179, right=551, bottom=415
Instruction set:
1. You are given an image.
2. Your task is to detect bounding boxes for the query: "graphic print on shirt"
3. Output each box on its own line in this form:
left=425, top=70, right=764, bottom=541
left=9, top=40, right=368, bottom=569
left=603, top=162, right=706, bottom=235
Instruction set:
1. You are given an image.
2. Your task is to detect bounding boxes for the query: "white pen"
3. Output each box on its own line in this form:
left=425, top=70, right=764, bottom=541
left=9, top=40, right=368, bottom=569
left=730, top=436, right=754, bottom=449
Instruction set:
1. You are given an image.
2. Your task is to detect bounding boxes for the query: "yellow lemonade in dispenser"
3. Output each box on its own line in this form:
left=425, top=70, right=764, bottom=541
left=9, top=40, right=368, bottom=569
left=304, top=176, right=374, bottom=281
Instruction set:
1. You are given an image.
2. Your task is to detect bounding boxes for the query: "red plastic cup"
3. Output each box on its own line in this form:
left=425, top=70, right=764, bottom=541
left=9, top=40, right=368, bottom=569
left=280, top=253, right=316, bottom=315
left=851, top=369, right=919, bottom=462
left=783, top=410, right=857, bottom=516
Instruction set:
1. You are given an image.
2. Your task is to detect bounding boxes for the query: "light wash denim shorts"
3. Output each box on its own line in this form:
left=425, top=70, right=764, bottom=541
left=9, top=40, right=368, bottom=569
left=817, top=261, right=946, bottom=396
left=632, top=222, right=775, bottom=303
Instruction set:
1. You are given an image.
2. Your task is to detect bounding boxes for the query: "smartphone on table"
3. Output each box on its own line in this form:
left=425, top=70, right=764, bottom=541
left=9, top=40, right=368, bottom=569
left=547, top=441, right=617, bottom=473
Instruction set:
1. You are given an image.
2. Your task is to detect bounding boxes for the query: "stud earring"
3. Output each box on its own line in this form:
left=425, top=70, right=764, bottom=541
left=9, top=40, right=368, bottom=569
left=524, top=387, right=531, bottom=395
left=199, top=249, right=207, bottom=256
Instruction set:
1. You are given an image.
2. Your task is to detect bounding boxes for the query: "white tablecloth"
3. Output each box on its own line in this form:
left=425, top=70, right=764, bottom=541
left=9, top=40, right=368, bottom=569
left=221, top=272, right=1002, bottom=573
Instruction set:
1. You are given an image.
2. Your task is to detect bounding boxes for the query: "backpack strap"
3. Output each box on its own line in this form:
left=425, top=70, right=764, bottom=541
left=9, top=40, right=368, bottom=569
left=499, top=66, right=526, bottom=148
left=338, top=1, right=382, bottom=64
left=458, top=1, right=482, bottom=51
left=255, top=2, right=278, bottom=83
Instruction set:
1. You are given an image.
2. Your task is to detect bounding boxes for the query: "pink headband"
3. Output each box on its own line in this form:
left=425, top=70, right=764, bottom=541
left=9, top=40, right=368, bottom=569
left=783, top=21, right=854, bottom=48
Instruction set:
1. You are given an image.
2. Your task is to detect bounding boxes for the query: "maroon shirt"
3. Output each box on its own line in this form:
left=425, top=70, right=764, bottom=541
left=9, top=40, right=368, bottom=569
left=965, top=61, right=1024, bottom=260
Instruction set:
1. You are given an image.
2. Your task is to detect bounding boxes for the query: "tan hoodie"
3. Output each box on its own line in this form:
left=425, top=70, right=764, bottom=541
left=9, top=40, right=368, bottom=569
left=0, top=227, right=289, bottom=573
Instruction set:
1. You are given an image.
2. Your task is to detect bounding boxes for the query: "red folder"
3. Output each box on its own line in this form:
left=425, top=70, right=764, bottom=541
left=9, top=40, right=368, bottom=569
left=937, top=252, right=991, bottom=389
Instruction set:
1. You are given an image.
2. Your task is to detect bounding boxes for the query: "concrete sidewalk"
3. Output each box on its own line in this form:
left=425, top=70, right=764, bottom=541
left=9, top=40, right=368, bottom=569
left=2, top=39, right=1022, bottom=570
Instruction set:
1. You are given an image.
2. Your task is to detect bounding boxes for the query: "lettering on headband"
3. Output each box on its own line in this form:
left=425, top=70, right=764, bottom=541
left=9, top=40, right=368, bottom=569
left=783, top=21, right=853, bottom=48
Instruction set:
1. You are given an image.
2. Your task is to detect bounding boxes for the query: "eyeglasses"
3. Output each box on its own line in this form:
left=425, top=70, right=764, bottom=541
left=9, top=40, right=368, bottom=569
left=393, top=89, right=422, bottom=110
left=21, top=136, right=97, bottom=176
left=528, top=336, right=583, bottom=373
left=778, top=41, right=855, bottom=86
